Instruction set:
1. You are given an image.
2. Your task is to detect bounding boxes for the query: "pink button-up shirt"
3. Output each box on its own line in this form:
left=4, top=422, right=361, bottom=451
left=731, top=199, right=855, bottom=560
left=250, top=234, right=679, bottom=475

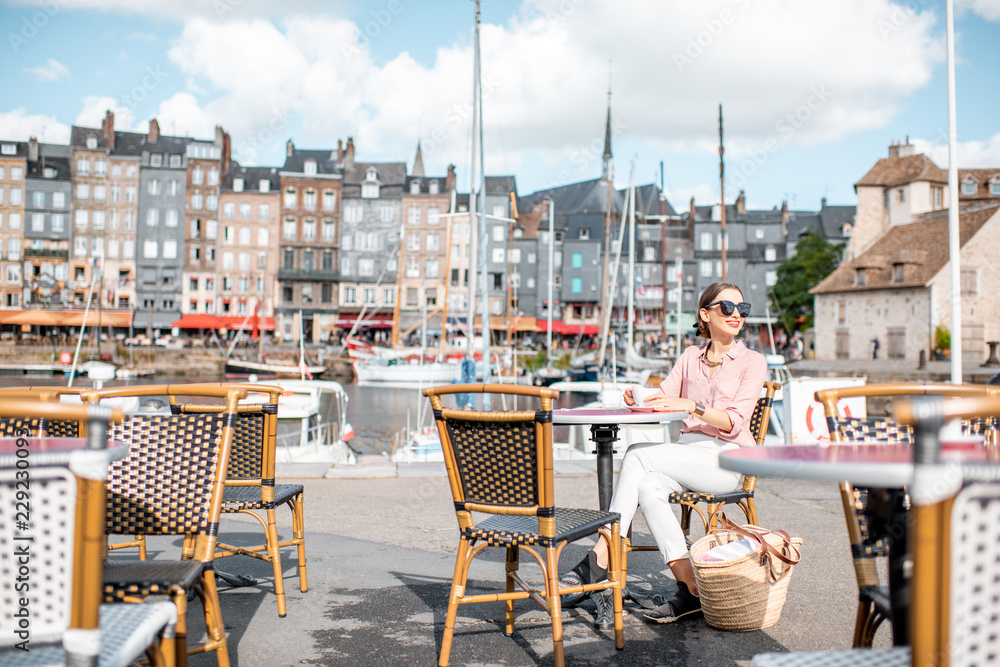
left=658, top=341, right=767, bottom=447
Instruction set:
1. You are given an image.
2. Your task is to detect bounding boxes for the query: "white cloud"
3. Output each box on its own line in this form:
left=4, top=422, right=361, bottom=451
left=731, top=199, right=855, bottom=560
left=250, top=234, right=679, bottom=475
left=3, top=0, right=325, bottom=19
left=153, top=92, right=217, bottom=139
left=151, top=0, right=945, bottom=182
left=74, top=96, right=136, bottom=132
left=25, top=58, right=70, bottom=82
left=0, top=108, right=70, bottom=143
left=957, top=0, right=1000, bottom=21
left=911, top=132, right=1000, bottom=168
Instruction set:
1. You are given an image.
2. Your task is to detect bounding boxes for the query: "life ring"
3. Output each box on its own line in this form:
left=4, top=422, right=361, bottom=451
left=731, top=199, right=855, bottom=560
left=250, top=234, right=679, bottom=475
left=804, top=403, right=852, bottom=440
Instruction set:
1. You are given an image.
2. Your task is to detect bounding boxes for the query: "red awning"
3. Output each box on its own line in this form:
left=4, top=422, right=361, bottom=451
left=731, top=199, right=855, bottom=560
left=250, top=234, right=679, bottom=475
left=536, top=320, right=600, bottom=335
left=333, top=313, right=394, bottom=329
left=217, top=316, right=275, bottom=332
left=172, top=314, right=223, bottom=329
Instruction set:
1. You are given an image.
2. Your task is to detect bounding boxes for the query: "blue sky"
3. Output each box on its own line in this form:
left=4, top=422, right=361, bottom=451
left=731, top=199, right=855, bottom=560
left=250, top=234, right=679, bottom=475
left=2, top=0, right=998, bottom=212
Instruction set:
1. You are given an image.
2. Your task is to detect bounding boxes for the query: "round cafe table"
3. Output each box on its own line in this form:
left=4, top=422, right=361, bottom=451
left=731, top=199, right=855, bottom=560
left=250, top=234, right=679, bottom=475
left=553, top=407, right=687, bottom=511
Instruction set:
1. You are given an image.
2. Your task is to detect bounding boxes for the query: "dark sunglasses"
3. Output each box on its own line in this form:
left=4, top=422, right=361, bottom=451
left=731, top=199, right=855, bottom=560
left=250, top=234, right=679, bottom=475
left=704, top=300, right=751, bottom=318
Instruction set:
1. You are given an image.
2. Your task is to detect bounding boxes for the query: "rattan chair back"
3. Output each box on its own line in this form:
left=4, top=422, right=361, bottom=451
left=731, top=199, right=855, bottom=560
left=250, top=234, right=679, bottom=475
left=0, top=387, right=88, bottom=438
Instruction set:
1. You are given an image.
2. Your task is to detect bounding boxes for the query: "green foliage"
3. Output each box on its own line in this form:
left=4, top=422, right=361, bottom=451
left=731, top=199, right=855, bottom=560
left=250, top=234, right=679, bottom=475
left=771, top=230, right=842, bottom=331
left=934, top=325, right=951, bottom=352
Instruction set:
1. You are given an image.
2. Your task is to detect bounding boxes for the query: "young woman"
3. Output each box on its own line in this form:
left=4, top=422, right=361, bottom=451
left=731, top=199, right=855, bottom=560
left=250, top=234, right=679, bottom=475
left=561, top=282, right=767, bottom=624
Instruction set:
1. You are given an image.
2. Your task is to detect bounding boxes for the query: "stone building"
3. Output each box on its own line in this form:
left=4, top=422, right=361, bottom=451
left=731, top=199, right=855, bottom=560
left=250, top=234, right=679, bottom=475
left=68, top=123, right=114, bottom=305
left=23, top=139, right=71, bottom=308
left=277, top=140, right=342, bottom=343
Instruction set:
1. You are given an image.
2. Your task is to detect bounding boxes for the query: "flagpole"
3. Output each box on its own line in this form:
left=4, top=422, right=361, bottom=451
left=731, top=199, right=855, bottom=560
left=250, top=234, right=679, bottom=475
left=945, top=0, right=962, bottom=383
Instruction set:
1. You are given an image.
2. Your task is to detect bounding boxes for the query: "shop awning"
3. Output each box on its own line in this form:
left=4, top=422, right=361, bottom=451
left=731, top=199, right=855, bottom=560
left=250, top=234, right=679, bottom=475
left=217, top=315, right=275, bottom=331
left=172, top=314, right=223, bottom=329
left=536, top=320, right=600, bottom=335
left=488, top=315, right=538, bottom=332
left=0, top=309, right=133, bottom=327
left=332, top=313, right=394, bottom=329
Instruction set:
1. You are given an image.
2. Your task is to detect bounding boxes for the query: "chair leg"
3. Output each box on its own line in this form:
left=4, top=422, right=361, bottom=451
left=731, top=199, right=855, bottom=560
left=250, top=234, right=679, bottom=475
left=545, top=545, right=565, bottom=667
left=264, top=506, right=287, bottom=617
left=290, top=493, right=308, bottom=592
left=609, top=524, right=624, bottom=650
left=137, top=534, right=147, bottom=560
left=707, top=503, right=721, bottom=533
left=853, top=600, right=875, bottom=648
left=679, top=504, right=692, bottom=537
left=199, top=571, right=231, bottom=667
left=171, top=590, right=189, bottom=667
left=439, top=538, right=470, bottom=667
left=745, top=497, right=758, bottom=526
left=504, top=546, right=519, bottom=636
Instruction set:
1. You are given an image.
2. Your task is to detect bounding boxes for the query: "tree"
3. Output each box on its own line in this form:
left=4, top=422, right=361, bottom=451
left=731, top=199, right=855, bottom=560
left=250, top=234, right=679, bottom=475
left=770, top=230, right=842, bottom=331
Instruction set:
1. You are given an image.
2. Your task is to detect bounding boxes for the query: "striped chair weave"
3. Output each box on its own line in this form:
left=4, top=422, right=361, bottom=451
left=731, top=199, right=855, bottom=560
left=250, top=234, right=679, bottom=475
left=465, top=507, right=618, bottom=548
left=832, top=416, right=913, bottom=443
left=227, top=410, right=265, bottom=480
left=221, top=484, right=303, bottom=511
left=106, top=413, right=224, bottom=535
left=0, top=418, right=77, bottom=438
left=0, top=418, right=38, bottom=437
left=445, top=418, right=539, bottom=508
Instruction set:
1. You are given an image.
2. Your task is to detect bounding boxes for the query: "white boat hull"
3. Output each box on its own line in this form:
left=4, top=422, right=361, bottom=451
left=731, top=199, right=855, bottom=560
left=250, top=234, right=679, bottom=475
left=352, top=360, right=462, bottom=383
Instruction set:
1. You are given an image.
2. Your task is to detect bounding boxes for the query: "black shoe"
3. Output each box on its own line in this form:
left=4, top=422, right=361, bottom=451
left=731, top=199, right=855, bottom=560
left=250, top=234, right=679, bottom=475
left=592, top=589, right=615, bottom=630
left=642, top=581, right=701, bottom=624
left=558, top=552, right=608, bottom=608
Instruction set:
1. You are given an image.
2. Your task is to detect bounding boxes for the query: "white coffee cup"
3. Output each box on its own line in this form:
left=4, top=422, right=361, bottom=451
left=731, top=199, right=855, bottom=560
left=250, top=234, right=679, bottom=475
left=631, top=385, right=659, bottom=406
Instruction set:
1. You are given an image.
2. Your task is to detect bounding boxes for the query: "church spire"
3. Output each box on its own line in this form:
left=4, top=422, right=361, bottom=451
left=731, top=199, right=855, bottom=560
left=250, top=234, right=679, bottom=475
left=412, top=138, right=425, bottom=177
left=602, top=62, right=613, bottom=183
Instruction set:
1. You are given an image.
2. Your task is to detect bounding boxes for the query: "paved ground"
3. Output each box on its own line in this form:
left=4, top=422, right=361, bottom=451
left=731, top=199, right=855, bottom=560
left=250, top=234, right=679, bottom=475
left=117, top=459, right=896, bottom=667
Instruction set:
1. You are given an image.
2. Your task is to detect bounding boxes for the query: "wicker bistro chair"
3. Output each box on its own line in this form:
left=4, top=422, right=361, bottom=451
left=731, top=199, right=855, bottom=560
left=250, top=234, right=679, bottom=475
left=621, top=381, right=780, bottom=582
left=166, top=383, right=306, bottom=618
left=0, top=386, right=89, bottom=438
left=814, top=382, right=1000, bottom=649
left=84, top=384, right=248, bottom=667
left=424, top=384, right=625, bottom=667
left=0, top=398, right=178, bottom=667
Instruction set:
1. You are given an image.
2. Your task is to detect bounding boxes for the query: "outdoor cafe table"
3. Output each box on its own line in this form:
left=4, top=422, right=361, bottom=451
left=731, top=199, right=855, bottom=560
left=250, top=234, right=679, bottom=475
left=718, top=441, right=1000, bottom=647
left=553, top=407, right=687, bottom=511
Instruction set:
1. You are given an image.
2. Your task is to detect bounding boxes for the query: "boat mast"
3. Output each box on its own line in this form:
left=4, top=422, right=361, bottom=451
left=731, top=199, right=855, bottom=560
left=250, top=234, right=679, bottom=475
left=390, top=218, right=404, bottom=347
left=546, top=197, right=554, bottom=363
left=626, top=173, right=636, bottom=353
left=474, top=0, right=490, bottom=388
left=719, top=103, right=727, bottom=282
left=465, top=0, right=481, bottom=361
left=439, top=187, right=457, bottom=354
left=598, top=67, right=614, bottom=369
left=67, top=257, right=101, bottom=387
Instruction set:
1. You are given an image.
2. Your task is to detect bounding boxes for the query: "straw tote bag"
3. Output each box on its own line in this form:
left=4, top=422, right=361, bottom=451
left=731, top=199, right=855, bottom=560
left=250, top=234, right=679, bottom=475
left=690, top=513, right=803, bottom=632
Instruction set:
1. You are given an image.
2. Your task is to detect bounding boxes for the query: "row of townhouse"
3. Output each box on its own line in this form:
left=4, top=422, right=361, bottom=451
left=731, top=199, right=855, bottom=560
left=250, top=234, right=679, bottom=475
left=0, top=106, right=865, bottom=348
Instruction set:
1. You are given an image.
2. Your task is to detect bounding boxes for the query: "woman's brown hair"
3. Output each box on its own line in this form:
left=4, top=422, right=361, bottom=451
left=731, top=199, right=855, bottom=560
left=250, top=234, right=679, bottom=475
left=692, top=282, right=743, bottom=339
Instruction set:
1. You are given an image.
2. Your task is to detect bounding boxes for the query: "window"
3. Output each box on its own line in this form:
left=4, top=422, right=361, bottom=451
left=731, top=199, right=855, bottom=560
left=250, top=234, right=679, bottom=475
left=30, top=213, right=43, bottom=231
left=232, top=177, right=244, bottom=192
left=406, top=287, right=418, bottom=306
left=643, top=246, right=656, bottom=262
left=961, top=267, right=979, bottom=297
left=991, top=179, right=1000, bottom=196
left=362, top=182, right=379, bottom=198
left=426, top=259, right=439, bottom=278
left=191, top=193, right=203, bottom=209
left=207, top=169, right=218, bottom=185
left=222, top=251, right=234, bottom=270
left=427, top=206, right=440, bottom=225
left=407, top=207, right=421, bottom=225
left=962, top=179, right=976, bottom=196
left=223, top=202, right=235, bottom=219
left=303, top=219, right=316, bottom=240
left=359, top=258, right=374, bottom=276
left=284, top=188, right=296, bottom=208
left=579, top=228, right=590, bottom=240
left=932, top=186, right=943, bottom=209
left=190, top=277, right=199, bottom=291
left=361, top=232, right=377, bottom=250
left=322, top=219, right=335, bottom=241
left=304, top=189, right=316, bottom=210
left=323, top=191, right=335, bottom=211
left=363, top=287, right=375, bottom=305
left=344, top=206, right=362, bottom=222
left=9, top=167, right=22, bottom=181
left=125, top=186, right=136, bottom=203
left=699, top=260, right=712, bottom=277
left=32, top=191, right=44, bottom=207
left=52, top=191, right=65, bottom=208
left=75, top=210, right=88, bottom=228
left=143, top=240, right=158, bottom=258
left=191, top=168, right=203, bottom=185
left=77, top=158, right=90, bottom=174
left=51, top=213, right=64, bottom=232
left=380, top=206, right=393, bottom=222
left=343, top=286, right=356, bottom=304
left=283, top=219, right=296, bottom=239
left=322, top=283, right=333, bottom=303
left=406, top=258, right=419, bottom=278
left=835, top=331, right=849, bottom=359
left=492, top=225, right=505, bottom=242
left=765, top=270, right=777, bottom=286
left=571, top=276, right=582, bottom=294
left=239, top=226, right=251, bottom=245
left=493, top=205, right=505, bottom=218
left=107, top=239, right=119, bottom=258
left=284, top=249, right=295, bottom=269
left=426, top=233, right=439, bottom=252
left=163, top=239, right=177, bottom=259
left=429, top=181, right=439, bottom=195
left=755, top=228, right=765, bottom=240
left=148, top=179, right=160, bottom=195
left=76, top=183, right=89, bottom=200
left=891, top=263, right=905, bottom=283
left=146, top=208, right=159, bottom=226
left=258, top=204, right=269, bottom=220
left=491, top=248, right=504, bottom=263
left=257, top=228, right=269, bottom=246
left=206, top=194, right=218, bottom=209
left=322, top=251, right=332, bottom=270
left=92, top=210, right=105, bottom=229
left=124, top=240, right=134, bottom=258
left=150, top=154, right=163, bottom=167
left=258, top=251, right=267, bottom=270
left=283, top=283, right=294, bottom=303
left=410, top=181, right=421, bottom=195
left=126, top=165, right=137, bottom=177
left=165, top=209, right=178, bottom=227
left=238, top=252, right=249, bottom=270
left=240, top=203, right=251, bottom=220
left=571, top=252, right=583, bottom=269
left=764, top=247, right=777, bottom=262
left=700, top=232, right=713, bottom=251
left=340, top=257, right=352, bottom=274
left=837, top=301, right=847, bottom=325
left=6, top=264, right=20, bottom=283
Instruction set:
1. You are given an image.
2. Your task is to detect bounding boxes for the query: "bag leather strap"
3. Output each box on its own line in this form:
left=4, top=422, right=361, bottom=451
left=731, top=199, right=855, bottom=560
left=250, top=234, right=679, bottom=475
left=709, top=511, right=802, bottom=582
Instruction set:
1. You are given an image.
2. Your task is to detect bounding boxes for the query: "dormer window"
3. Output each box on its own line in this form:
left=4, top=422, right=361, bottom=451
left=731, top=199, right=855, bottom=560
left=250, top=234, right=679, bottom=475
left=842, top=222, right=852, bottom=237
left=579, top=228, right=590, bottom=240
left=86, top=136, right=97, bottom=150
left=362, top=167, right=380, bottom=198
left=233, top=178, right=244, bottom=192
left=891, top=263, right=905, bottom=283
left=429, top=180, right=439, bottom=195
left=304, top=160, right=317, bottom=176
left=410, top=181, right=421, bottom=195
left=990, top=177, right=1000, bottom=196
left=44, top=167, right=57, bottom=178
left=962, top=178, right=977, bottom=196
left=854, top=268, right=866, bottom=286
left=259, top=179, right=270, bottom=193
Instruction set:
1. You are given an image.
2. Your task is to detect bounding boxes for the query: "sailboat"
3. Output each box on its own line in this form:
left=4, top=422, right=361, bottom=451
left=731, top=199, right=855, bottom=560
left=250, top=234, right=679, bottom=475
left=224, top=304, right=327, bottom=378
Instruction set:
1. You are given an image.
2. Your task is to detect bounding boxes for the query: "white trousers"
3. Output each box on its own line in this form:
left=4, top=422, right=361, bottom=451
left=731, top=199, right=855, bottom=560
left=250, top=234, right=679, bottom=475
left=609, top=433, right=742, bottom=563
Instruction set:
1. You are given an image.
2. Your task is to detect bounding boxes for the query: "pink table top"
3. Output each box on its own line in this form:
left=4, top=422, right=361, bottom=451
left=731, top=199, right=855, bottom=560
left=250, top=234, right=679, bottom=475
left=0, top=437, right=127, bottom=475
left=720, top=442, right=1000, bottom=487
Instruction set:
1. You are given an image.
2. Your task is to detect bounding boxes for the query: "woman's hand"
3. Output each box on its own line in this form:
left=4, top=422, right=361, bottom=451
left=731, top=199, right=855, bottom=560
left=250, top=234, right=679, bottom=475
left=643, top=395, right=697, bottom=414
left=623, top=388, right=635, bottom=406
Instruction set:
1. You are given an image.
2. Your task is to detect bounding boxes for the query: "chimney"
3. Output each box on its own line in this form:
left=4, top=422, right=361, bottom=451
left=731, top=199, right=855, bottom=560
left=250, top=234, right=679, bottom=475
left=821, top=196, right=827, bottom=208
left=446, top=164, right=456, bottom=191
left=102, top=110, right=115, bottom=150
left=214, top=125, right=225, bottom=147
left=148, top=118, right=160, bottom=143
left=286, top=139, right=295, bottom=157
left=345, top=137, right=355, bottom=169
left=887, top=140, right=900, bottom=159
left=780, top=200, right=789, bottom=221
left=688, top=196, right=696, bottom=243
left=337, top=139, right=344, bottom=166
left=221, top=131, right=232, bottom=177
left=28, top=136, right=38, bottom=162
left=899, top=136, right=916, bottom=157
left=735, top=189, right=746, bottom=214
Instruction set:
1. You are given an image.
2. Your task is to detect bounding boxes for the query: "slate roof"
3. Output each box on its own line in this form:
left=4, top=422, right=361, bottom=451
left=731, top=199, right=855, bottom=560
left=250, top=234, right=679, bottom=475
left=485, top=175, right=516, bottom=196
left=26, top=143, right=71, bottom=180
left=810, top=204, right=1000, bottom=294
left=0, top=140, right=28, bottom=158
left=958, top=168, right=1000, bottom=200
left=819, top=204, right=856, bottom=238
left=69, top=125, right=111, bottom=150
left=785, top=213, right=822, bottom=241
left=629, top=183, right=677, bottom=217
left=111, top=131, right=146, bottom=157
left=404, top=175, right=449, bottom=194
left=518, top=178, right=623, bottom=220
left=221, top=165, right=281, bottom=192
left=854, top=154, right=947, bottom=189
left=281, top=148, right=340, bottom=175
left=343, top=161, right=406, bottom=186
